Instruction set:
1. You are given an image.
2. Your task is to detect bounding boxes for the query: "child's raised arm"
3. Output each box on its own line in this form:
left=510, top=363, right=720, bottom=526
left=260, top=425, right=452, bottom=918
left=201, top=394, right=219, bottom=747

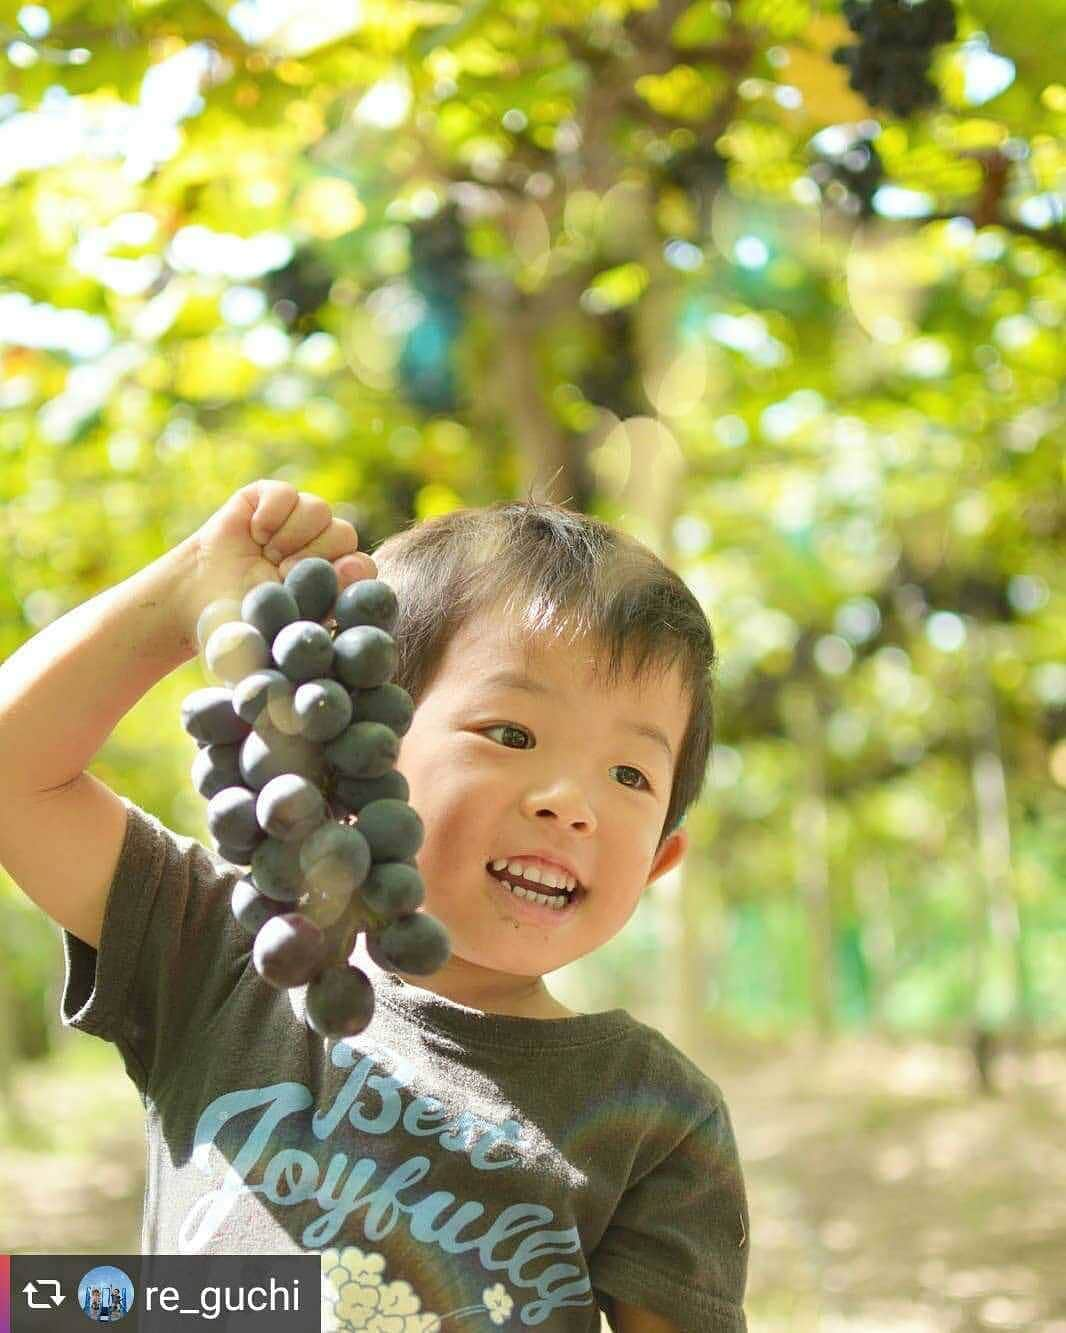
left=0, top=479, right=373, bottom=949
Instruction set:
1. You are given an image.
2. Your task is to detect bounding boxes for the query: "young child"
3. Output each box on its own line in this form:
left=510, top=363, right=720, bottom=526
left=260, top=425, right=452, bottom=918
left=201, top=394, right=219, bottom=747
left=0, top=480, right=749, bottom=1332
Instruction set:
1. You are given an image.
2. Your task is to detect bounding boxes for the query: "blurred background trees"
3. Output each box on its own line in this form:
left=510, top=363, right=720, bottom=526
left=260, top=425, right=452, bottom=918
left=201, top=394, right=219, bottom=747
left=0, top=0, right=1063, bottom=1087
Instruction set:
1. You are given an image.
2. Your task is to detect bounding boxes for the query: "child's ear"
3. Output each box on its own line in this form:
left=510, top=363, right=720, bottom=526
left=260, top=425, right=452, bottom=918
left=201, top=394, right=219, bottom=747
left=645, top=826, right=688, bottom=887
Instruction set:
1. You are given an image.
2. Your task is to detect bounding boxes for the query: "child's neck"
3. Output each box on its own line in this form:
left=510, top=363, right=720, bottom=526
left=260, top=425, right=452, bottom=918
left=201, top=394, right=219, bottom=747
left=389, top=969, right=575, bottom=1019
left=355, top=940, right=578, bottom=1018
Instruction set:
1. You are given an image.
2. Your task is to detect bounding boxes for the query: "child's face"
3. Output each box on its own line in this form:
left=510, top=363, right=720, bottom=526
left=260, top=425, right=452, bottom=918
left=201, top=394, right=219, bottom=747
left=392, top=602, right=689, bottom=1008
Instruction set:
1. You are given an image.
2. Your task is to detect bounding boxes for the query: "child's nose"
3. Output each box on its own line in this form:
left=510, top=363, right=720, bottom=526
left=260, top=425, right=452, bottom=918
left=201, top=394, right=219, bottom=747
left=519, top=778, right=597, bottom=832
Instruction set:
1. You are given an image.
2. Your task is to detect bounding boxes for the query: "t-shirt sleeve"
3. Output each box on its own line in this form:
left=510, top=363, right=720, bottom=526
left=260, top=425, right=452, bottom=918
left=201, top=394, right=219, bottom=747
left=59, top=797, right=248, bottom=1100
left=590, top=1094, right=750, bottom=1333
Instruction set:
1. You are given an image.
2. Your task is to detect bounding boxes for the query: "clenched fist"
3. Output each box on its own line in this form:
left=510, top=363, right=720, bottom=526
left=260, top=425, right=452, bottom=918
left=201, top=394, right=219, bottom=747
left=184, top=480, right=377, bottom=643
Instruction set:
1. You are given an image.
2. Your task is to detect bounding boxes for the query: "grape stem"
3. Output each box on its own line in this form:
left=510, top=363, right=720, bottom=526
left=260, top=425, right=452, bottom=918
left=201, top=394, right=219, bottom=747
left=326, top=898, right=388, bottom=966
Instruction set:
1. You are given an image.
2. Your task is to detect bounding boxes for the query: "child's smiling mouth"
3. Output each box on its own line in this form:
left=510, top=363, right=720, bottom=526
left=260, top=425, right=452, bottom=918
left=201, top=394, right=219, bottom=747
left=484, top=862, right=585, bottom=921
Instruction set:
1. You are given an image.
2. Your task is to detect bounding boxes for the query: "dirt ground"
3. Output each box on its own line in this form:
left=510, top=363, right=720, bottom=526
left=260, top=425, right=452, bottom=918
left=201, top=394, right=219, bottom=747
left=706, top=1030, right=1066, bottom=1333
left=2, top=1031, right=1064, bottom=1332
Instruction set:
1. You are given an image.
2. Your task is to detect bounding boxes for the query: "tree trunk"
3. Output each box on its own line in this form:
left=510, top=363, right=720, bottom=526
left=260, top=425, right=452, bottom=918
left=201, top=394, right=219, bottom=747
left=855, top=858, right=896, bottom=1031
left=491, top=284, right=596, bottom=511
left=966, top=618, right=1028, bottom=1093
left=784, top=682, right=836, bottom=1037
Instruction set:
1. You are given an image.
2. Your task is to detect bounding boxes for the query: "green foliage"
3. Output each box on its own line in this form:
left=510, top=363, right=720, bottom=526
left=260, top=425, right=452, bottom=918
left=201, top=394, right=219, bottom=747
left=0, top=0, right=1063, bottom=1047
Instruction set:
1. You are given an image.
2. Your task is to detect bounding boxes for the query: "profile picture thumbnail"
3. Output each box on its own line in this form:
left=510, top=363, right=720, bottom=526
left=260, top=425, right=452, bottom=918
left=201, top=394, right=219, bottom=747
left=77, top=1266, right=135, bottom=1323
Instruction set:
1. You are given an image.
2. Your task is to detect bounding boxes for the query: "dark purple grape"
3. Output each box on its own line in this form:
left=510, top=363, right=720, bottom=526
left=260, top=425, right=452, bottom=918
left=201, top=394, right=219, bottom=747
left=272, top=620, right=335, bottom=683
left=256, top=773, right=326, bottom=842
left=324, top=721, right=399, bottom=779
left=294, top=677, right=353, bottom=742
left=231, top=879, right=289, bottom=935
left=302, top=880, right=354, bottom=929
left=299, top=824, right=372, bottom=926
left=216, top=838, right=261, bottom=866
left=332, top=768, right=410, bottom=814
left=305, top=962, right=376, bottom=1038
left=239, top=720, right=327, bottom=789
left=250, top=836, right=306, bottom=902
left=207, top=784, right=260, bottom=847
left=233, top=669, right=296, bottom=729
left=241, top=581, right=301, bottom=647
left=358, top=861, right=424, bottom=918
left=332, top=626, right=398, bottom=690
left=356, top=799, right=424, bottom=862
left=334, top=579, right=398, bottom=634
left=181, top=687, right=252, bottom=745
left=253, top=912, right=328, bottom=988
left=204, top=620, right=270, bottom=686
left=365, top=912, right=450, bottom=976
left=351, top=683, right=414, bottom=737
left=192, top=742, right=243, bottom=799
left=284, top=557, right=339, bottom=624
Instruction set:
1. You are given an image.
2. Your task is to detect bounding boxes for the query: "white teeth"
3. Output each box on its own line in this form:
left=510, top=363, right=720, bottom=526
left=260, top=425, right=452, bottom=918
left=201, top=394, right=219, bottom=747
left=499, top=880, right=570, bottom=910
left=491, top=858, right=579, bottom=890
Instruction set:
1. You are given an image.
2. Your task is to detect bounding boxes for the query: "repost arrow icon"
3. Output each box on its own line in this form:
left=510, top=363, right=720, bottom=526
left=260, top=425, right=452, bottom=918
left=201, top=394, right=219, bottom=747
left=22, top=1278, right=65, bottom=1308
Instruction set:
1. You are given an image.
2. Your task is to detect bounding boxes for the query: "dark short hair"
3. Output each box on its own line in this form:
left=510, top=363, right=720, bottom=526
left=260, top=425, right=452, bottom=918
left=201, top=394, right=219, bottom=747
left=369, top=498, right=717, bottom=847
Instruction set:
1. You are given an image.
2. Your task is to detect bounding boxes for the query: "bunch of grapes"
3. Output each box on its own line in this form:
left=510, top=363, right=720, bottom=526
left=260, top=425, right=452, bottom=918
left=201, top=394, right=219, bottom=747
left=832, top=0, right=957, bottom=119
left=181, top=558, right=450, bottom=1041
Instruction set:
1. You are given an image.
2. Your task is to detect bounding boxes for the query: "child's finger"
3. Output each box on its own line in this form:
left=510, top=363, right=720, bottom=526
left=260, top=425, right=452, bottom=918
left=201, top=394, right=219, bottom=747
left=276, top=517, right=363, bottom=576
left=245, top=480, right=300, bottom=546
left=261, top=492, right=334, bottom=563
left=336, top=552, right=378, bottom=586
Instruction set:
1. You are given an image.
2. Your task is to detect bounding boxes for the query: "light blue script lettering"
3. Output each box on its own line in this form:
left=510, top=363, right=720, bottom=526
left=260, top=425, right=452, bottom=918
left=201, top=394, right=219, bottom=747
left=179, top=1040, right=594, bottom=1324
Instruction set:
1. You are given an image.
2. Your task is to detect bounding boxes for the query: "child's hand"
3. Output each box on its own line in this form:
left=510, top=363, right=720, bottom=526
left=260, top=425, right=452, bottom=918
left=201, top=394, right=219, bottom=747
left=184, top=479, right=377, bottom=639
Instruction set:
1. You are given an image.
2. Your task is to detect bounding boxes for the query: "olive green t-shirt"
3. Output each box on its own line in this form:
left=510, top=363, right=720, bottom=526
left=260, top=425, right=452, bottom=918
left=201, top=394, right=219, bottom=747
left=60, top=798, right=749, bottom=1331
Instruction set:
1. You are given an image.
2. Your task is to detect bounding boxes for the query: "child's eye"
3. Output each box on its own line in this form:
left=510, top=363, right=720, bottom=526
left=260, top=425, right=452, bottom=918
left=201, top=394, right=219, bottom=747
left=481, top=726, right=652, bottom=791
left=482, top=723, right=531, bottom=749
